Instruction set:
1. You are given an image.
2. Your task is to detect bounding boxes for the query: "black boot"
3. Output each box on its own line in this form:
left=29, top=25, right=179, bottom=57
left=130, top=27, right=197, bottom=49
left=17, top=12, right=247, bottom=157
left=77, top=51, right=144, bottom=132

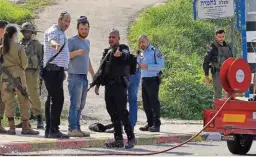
left=139, top=124, right=151, bottom=131
left=49, top=130, right=69, bottom=139
left=125, top=137, right=136, bottom=149
left=149, top=119, right=161, bottom=132
left=148, top=125, right=160, bottom=132
left=104, top=140, right=124, bottom=148
left=37, top=115, right=44, bottom=129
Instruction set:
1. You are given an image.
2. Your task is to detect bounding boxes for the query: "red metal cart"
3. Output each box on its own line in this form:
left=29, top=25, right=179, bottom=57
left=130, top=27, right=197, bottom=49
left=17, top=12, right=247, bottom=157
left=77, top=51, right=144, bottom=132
left=203, top=57, right=256, bottom=155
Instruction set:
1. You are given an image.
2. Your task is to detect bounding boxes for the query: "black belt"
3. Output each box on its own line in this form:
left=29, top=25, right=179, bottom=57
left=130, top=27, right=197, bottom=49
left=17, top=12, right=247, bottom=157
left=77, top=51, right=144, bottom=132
left=44, top=64, right=63, bottom=72
left=142, top=76, right=158, bottom=81
left=106, top=77, right=124, bottom=85
left=70, top=74, right=87, bottom=77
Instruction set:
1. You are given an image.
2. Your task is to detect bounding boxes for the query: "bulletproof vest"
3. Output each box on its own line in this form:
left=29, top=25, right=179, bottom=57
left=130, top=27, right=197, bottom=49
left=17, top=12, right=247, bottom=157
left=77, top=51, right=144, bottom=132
left=211, top=41, right=232, bottom=69
left=21, top=39, right=40, bottom=69
left=103, top=45, right=130, bottom=77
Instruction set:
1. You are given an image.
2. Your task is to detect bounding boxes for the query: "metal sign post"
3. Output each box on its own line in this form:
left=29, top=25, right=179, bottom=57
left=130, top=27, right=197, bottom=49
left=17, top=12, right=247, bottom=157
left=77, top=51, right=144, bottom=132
left=240, top=0, right=249, bottom=97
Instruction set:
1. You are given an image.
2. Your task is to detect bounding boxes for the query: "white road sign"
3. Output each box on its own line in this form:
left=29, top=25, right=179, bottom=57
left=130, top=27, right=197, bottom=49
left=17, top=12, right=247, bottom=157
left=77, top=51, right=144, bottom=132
left=196, top=0, right=234, bottom=20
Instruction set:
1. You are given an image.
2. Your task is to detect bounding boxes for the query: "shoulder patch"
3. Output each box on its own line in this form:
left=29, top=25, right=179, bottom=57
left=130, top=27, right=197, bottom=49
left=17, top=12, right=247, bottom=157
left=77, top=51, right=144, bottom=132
left=156, top=49, right=163, bottom=58
left=152, top=47, right=163, bottom=58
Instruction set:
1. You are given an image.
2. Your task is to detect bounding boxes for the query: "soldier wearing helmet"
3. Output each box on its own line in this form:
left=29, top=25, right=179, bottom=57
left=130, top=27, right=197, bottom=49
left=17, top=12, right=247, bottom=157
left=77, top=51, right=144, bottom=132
left=15, top=22, right=44, bottom=129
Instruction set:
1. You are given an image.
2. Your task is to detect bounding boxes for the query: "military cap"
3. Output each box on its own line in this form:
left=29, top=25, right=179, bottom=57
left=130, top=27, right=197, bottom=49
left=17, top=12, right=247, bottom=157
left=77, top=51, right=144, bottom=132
left=20, top=22, right=36, bottom=32
left=0, top=20, right=8, bottom=28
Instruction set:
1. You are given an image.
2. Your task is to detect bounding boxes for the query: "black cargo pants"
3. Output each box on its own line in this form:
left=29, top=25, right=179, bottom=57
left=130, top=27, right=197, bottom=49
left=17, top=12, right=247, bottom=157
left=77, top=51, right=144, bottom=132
left=105, top=78, right=134, bottom=141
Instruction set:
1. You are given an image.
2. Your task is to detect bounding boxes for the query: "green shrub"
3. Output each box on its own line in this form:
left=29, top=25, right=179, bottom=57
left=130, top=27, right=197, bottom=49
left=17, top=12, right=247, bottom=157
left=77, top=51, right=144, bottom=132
left=0, top=0, right=33, bottom=24
left=129, top=0, right=241, bottom=120
left=159, top=52, right=213, bottom=120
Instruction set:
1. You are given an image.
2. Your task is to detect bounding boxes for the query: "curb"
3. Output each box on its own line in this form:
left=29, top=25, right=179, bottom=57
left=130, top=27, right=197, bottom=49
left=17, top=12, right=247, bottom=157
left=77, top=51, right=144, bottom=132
left=0, top=133, right=210, bottom=153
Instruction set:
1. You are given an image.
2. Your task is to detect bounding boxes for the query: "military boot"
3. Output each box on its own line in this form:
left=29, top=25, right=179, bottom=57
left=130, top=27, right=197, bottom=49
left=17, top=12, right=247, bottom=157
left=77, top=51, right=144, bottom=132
left=21, top=120, right=39, bottom=135
left=16, top=121, right=31, bottom=128
left=149, top=119, right=161, bottom=132
left=104, top=140, right=124, bottom=148
left=7, top=118, right=16, bottom=135
left=0, top=118, right=7, bottom=134
left=36, top=115, right=44, bottom=129
left=148, top=125, right=160, bottom=132
left=139, top=124, right=151, bottom=131
left=125, top=137, right=136, bottom=149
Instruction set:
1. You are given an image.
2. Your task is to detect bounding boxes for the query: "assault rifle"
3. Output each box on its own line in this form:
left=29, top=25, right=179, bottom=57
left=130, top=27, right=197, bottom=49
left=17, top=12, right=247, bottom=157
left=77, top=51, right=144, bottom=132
left=87, top=50, right=112, bottom=91
left=0, top=63, right=33, bottom=105
left=0, top=46, right=32, bottom=104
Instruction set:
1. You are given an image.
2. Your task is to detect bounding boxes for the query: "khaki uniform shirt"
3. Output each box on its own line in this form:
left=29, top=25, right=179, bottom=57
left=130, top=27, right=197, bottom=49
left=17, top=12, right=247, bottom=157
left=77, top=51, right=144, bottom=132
left=2, top=40, right=28, bottom=79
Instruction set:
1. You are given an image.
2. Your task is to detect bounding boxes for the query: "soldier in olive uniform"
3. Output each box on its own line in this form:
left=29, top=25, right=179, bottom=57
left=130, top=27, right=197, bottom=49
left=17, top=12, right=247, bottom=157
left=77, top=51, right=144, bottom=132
left=203, top=29, right=233, bottom=99
left=0, top=20, right=9, bottom=134
left=15, top=22, right=44, bottom=129
left=1, top=25, right=39, bottom=135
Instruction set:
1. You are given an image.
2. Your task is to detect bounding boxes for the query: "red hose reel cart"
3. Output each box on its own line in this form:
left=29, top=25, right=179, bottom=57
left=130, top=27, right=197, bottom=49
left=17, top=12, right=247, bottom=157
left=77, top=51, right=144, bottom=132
left=203, top=57, right=256, bottom=155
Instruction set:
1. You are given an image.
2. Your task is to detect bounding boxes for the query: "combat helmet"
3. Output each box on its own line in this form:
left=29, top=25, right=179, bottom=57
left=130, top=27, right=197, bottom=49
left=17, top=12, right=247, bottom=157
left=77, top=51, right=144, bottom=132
left=20, top=22, right=36, bottom=33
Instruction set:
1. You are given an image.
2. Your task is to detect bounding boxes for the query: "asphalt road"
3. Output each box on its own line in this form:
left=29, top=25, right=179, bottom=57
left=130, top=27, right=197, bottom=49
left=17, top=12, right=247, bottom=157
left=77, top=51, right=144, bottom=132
left=13, top=141, right=256, bottom=156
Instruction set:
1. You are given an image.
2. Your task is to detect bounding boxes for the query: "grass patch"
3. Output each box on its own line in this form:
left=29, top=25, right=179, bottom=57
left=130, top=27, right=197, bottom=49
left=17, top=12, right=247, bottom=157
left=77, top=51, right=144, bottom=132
left=0, top=0, right=54, bottom=24
left=128, top=0, right=241, bottom=120
left=18, top=0, right=53, bottom=11
left=0, top=0, right=33, bottom=24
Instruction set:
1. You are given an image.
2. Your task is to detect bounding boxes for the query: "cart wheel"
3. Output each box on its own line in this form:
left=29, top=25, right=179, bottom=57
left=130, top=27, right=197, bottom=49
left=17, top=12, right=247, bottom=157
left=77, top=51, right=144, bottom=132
left=227, top=135, right=253, bottom=155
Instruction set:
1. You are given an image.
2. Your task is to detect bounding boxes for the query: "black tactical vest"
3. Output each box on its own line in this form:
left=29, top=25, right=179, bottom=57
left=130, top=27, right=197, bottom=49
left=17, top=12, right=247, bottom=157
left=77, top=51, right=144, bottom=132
left=103, top=44, right=130, bottom=77
left=211, top=41, right=233, bottom=69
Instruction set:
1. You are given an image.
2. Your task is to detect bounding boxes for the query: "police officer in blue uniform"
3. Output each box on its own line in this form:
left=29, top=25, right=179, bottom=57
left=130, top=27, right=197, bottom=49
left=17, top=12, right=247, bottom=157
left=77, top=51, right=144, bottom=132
left=138, top=35, right=164, bottom=132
